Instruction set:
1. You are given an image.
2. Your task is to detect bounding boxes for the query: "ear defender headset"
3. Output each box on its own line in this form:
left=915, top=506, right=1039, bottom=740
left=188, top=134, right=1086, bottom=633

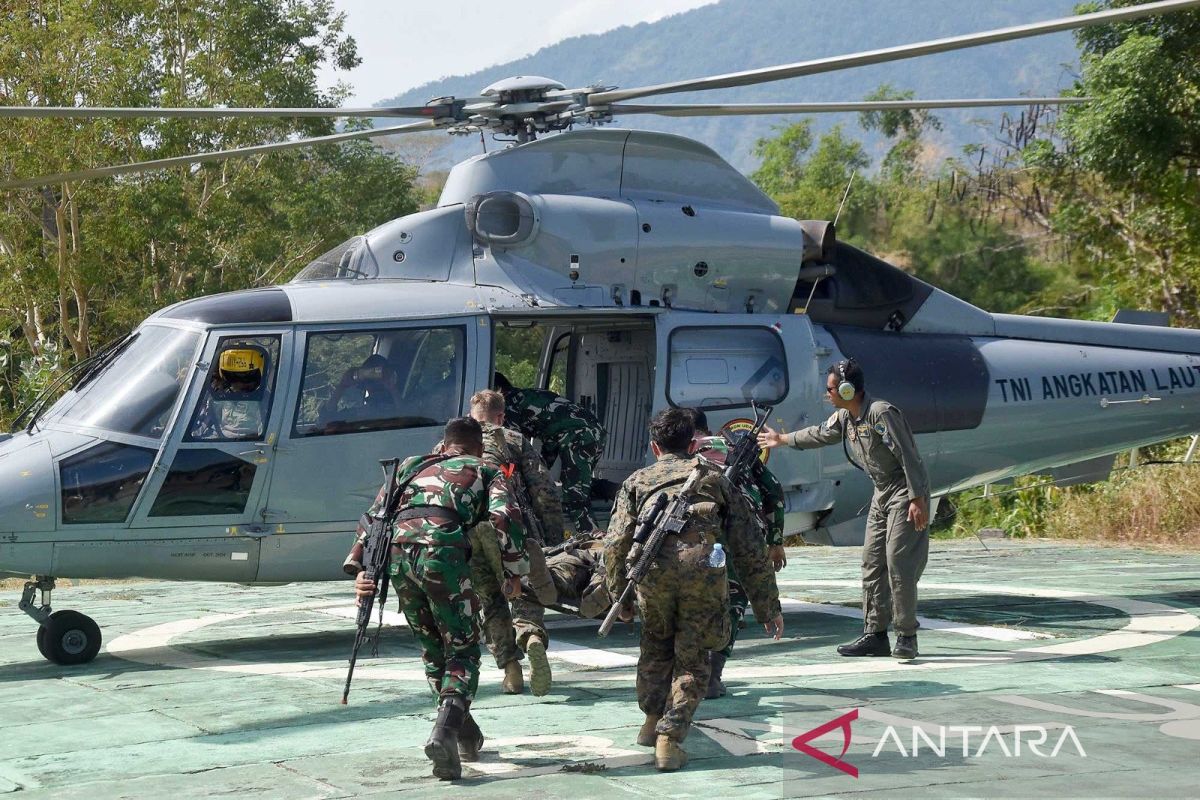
left=835, top=360, right=857, bottom=401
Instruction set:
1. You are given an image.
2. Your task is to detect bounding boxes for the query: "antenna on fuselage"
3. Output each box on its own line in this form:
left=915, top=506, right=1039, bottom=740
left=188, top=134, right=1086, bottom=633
left=796, top=264, right=837, bottom=315
left=833, top=171, right=855, bottom=228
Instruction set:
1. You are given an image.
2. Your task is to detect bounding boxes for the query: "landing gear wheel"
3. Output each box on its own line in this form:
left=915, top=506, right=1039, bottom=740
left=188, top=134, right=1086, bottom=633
left=39, top=610, right=101, bottom=665
left=36, top=624, right=50, bottom=660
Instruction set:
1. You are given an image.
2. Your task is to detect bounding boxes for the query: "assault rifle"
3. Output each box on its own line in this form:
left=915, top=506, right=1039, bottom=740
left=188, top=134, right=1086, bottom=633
left=598, top=466, right=707, bottom=637
left=503, top=465, right=558, bottom=604
left=723, top=402, right=774, bottom=484
left=543, top=530, right=601, bottom=559
left=341, top=457, right=403, bottom=705
left=505, top=464, right=549, bottom=545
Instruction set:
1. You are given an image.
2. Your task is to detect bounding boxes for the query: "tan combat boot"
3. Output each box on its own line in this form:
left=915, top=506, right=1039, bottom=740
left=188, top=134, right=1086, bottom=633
left=636, top=714, right=661, bottom=747
left=525, top=636, right=552, bottom=697
left=654, top=734, right=688, bottom=771
left=501, top=660, right=524, bottom=694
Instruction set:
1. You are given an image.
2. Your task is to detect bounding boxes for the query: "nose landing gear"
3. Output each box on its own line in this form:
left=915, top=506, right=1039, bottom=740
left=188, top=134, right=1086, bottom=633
left=19, top=577, right=102, bottom=665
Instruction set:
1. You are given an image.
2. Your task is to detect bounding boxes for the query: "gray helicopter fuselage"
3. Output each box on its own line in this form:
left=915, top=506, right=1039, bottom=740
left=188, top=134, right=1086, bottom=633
left=2, top=129, right=1200, bottom=583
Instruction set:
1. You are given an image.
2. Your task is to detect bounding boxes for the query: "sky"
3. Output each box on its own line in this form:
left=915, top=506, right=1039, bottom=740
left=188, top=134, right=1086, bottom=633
left=318, top=0, right=717, bottom=105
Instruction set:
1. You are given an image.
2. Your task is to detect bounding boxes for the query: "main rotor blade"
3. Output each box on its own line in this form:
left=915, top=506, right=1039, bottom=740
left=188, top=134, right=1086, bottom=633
left=0, top=103, right=479, bottom=120
left=0, top=120, right=440, bottom=191
left=608, top=97, right=1090, bottom=117
left=588, top=0, right=1200, bottom=104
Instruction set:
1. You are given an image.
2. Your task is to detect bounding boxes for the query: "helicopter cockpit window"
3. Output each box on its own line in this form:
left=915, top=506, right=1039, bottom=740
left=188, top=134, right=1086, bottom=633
left=293, top=326, right=465, bottom=437
left=292, top=236, right=380, bottom=281
left=54, top=326, right=201, bottom=440
left=185, top=335, right=282, bottom=443
left=60, top=441, right=157, bottom=524
left=667, top=327, right=788, bottom=410
left=149, top=449, right=258, bottom=517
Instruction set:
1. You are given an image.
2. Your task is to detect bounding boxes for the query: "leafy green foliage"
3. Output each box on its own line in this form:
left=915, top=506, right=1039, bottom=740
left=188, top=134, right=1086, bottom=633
left=0, top=1, right=419, bottom=425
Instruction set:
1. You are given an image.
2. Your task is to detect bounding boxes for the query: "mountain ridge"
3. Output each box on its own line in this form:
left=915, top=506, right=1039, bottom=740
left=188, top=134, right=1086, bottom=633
left=376, top=0, right=1083, bottom=173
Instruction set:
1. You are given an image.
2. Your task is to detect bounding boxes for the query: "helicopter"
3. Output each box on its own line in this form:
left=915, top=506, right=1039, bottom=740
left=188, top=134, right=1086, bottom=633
left=2, top=0, right=1200, bottom=666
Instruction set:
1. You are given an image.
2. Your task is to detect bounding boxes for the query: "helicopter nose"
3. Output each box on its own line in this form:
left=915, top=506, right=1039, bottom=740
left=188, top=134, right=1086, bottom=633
left=0, top=433, right=58, bottom=533
left=0, top=432, right=63, bottom=577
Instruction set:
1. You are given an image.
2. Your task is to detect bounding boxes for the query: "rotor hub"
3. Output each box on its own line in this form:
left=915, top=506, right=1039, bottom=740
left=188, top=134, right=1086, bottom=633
left=440, top=76, right=616, bottom=141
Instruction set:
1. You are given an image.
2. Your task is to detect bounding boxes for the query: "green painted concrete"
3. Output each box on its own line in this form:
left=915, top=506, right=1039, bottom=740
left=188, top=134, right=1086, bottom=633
left=0, top=540, right=1197, bottom=798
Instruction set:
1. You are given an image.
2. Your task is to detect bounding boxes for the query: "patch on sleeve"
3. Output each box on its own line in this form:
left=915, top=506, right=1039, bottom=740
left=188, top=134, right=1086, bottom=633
left=873, top=421, right=893, bottom=447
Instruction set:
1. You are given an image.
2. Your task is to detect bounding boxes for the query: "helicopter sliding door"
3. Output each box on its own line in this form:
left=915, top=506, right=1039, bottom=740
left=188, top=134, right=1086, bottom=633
left=256, top=316, right=481, bottom=581
left=654, top=312, right=829, bottom=536
left=126, top=330, right=291, bottom=581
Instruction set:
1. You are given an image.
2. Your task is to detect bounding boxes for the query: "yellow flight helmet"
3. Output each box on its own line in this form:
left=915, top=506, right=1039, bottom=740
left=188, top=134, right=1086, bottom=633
left=218, top=346, right=266, bottom=382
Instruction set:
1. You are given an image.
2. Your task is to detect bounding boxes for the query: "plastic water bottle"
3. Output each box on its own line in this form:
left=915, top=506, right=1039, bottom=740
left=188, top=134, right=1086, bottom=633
left=706, top=543, right=726, bottom=569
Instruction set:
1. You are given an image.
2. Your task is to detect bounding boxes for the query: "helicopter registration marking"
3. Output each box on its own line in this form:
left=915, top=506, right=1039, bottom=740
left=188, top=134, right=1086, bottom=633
left=104, top=582, right=1197, bottom=684
left=995, top=364, right=1200, bottom=403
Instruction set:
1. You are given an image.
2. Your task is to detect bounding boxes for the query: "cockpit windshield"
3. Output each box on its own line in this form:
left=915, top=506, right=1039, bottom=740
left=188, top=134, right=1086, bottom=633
left=52, top=326, right=201, bottom=439
left=292, top=236, right=380, bottom=281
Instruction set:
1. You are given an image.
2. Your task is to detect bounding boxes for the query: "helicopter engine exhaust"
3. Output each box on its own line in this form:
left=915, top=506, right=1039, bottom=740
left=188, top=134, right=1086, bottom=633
left=798, top=220, right=836, bottom=263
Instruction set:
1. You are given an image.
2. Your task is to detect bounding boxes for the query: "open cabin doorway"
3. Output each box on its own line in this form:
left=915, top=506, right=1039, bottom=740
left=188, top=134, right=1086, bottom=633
left=492, top=313, right=658, bottom=520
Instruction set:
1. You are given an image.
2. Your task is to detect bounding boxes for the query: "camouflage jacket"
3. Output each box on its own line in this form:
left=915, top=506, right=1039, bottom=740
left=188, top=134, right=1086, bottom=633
left=371, top=452, right=529, bottom=577
left=694, top=434, right=787, bottom=547
left=437, top=422, right=566, bottom=545
left=786, top=395, right=930, bottom=503
left=503, top=387, right=603, bottom=443
left=604, top=454, right=781, bottom=620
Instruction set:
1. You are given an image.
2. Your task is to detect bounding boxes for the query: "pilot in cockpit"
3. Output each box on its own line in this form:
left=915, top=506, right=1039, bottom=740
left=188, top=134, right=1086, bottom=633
left=189, top=346, right=268, bottom=441
left=321, top=353, right=402, bottom=429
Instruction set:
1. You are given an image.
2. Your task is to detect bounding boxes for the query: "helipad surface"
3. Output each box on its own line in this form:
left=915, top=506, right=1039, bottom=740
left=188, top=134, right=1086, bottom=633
left=1, top=540, right=1198, bottom=798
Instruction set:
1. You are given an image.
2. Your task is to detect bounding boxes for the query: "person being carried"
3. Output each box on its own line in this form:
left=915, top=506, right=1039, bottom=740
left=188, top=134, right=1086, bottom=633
left=519, top=530, right=613, bottom=619
left=758, top=358, right=930, bottom=660
left=353, top=417, right=528, bottom=781
left=494, top=371, right=607, bottom=534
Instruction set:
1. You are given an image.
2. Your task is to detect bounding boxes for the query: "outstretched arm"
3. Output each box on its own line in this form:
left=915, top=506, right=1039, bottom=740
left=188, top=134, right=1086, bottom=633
left=758, top=411, right=845, bottom=451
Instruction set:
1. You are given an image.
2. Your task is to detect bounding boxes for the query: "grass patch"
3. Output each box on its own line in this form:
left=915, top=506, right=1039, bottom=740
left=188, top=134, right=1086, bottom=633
left=942, top=450, right=1200, bottom=550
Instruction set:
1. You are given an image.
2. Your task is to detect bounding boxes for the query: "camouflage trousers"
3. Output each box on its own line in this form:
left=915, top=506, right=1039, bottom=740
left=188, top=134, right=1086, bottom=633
left=469, top=523, right=520, bottom=668
left=541, top=429, right=606, bottom=533
left=511, top=597, right=547, bottom=651
left=636, top=543, right=729, bottom=741
left=392, top=543, right=481, bottom=703
left=718, top=574, right=749, bottom=659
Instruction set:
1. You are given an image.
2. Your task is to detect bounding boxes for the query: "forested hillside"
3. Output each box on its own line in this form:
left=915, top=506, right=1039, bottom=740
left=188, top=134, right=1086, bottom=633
left=381, top=0, right=1081, bottom=171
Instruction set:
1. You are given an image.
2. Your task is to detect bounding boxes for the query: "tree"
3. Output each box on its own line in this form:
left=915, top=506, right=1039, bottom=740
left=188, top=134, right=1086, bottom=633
left=0, top=1, right=420, bottom=421
left=995, top=0, right=1200, bottom=322
left=752, top=121, right=872, bottom=239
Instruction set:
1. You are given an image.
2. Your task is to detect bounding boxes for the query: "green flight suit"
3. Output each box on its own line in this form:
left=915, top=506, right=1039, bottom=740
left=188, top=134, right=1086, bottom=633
left=786, top=395, right=930, bottom=636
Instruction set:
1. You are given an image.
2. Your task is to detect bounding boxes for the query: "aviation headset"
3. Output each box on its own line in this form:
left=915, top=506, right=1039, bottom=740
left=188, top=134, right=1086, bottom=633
left=834, top=359, right=859, bottom=401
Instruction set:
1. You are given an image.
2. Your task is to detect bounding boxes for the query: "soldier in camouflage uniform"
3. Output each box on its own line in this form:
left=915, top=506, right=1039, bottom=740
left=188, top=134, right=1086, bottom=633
left=512, top=530, right=614, bottom=649
left=537, top=532, right=612, bottom=618
left=494, top=372, right=607, bottom=533
left=353, top=417, right=528, bottom=781
left=685, top=409, right=787, bottom=700
left=458, top=390, right=562, bottom=697
left=605, top=408, right=784, bottom=772
left=760, top=359, right=930, bottom=660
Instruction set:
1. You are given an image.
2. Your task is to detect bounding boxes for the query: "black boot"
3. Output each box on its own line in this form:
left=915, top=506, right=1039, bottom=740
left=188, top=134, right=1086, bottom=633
left=705, top=652, right=727, bottom=700
left=425, top=696, right=466, bottom=780
left=892, top=634, right=918, bottom=660
left=837, top=632, right=891, bottom=657
left=459, top=711, right=484, bottom=762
